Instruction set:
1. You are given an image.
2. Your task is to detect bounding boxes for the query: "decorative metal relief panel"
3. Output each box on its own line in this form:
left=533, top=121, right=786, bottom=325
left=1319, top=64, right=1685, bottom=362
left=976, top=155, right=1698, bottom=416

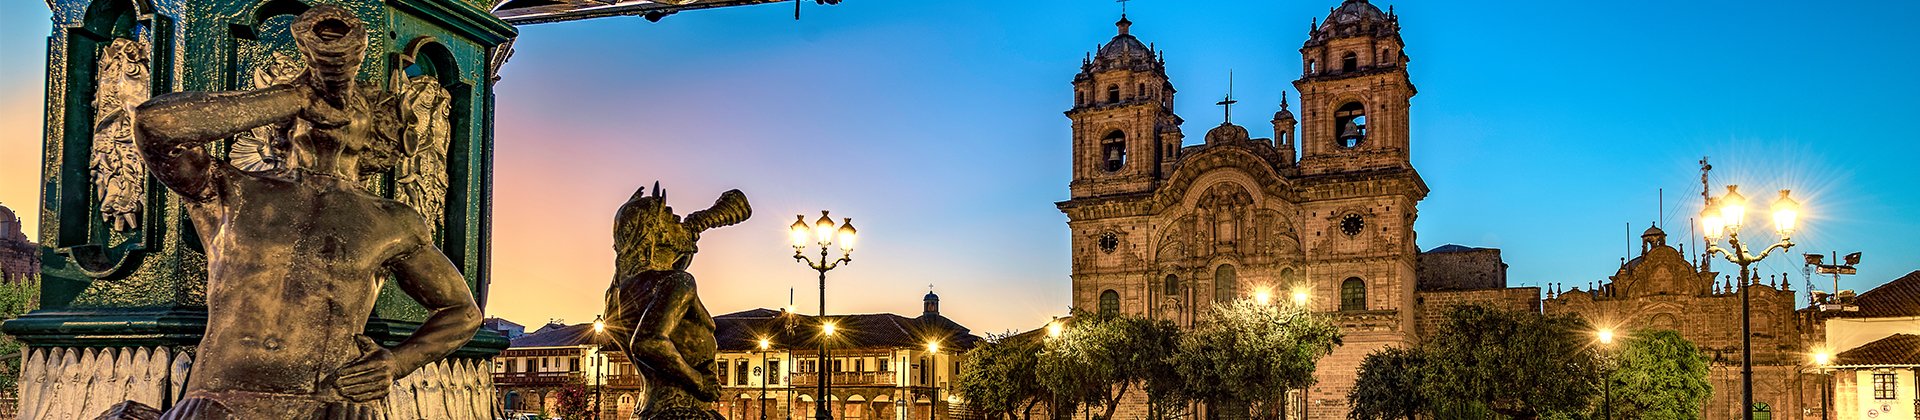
left=395, top=74, right=453, bottom=235
left=89, top=38, right=151, bottom=233
left=230, top=52, right=304, bottom=173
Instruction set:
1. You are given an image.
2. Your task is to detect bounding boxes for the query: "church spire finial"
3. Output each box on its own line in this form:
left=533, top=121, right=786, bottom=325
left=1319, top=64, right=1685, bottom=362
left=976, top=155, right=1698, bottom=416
left=1115, top=0, right=1133, bottom=35
left=1280, top=91, right=1289, bottom=110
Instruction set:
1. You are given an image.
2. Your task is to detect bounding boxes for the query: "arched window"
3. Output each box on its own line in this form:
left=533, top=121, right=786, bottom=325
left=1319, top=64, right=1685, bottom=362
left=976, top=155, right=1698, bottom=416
left=1308, top=59, right=1318, bottom=74
left=1102, top=130, right=1127, bottom=172
left=1099, top=290, right=1120, bottom=315
left=1280, top=268, right=1297, bottom=288
left=1076, top=90, right=1084, bottom=105
left=1137, top=82, right=1147, bottom=99
left=1107, top=84, right=1121, bottom=103
left=1340, top=277, right=1367, bottom=311
left=1213, top=264, right=1238, bottom=303
left=1164, top=274, right=1179, bottom=296
left=1341, top=52, right=1358, bottom=72
left=1334, top=102, right=1367, bottom=148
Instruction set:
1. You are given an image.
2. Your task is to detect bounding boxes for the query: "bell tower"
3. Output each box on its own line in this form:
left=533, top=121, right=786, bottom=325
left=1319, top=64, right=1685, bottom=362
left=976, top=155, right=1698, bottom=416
left=1066, top=14, right=1183, bottom=199
left=1295, top=0, right=1414, bottom=176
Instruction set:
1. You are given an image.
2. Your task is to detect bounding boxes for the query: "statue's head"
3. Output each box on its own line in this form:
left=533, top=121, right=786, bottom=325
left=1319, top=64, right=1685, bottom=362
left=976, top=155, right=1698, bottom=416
left=613, top=184, right=751, bottom=276
left=291, top=5, right=367, bottom=89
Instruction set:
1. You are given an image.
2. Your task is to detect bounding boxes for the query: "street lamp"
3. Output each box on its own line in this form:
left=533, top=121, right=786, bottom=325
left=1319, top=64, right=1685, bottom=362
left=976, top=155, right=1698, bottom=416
left=1813, top=351, right=1832, bottom=420
left=759, top=338, right=773, bottom=420
left=591, top=315, right=606, bottom=420
left=927, top=340, right=942, bottom=420
left=1252, top=287, right=1273, bottom=306
left=1596, top=328, right=1616, bottom=420
left=1702, top=185, right=1801, bottom=420
left=791, top=210, right=858, bottom=420
left=1290, top=287, right=1310, bottom=307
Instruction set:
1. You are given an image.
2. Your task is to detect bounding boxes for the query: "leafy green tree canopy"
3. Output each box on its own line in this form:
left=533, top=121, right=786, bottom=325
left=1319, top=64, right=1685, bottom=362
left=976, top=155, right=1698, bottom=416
left=958, top=334, right=1047, bottom=419
left=1347, top=346, right=1429, bottom=420
left=1036, top=311, right=1181, bottom=420
left=1603, top=329, right=1712, bottom=420
left=1172, top=300, right=1342, bottom=417
left=1419, top=304, right=1598, bottom=420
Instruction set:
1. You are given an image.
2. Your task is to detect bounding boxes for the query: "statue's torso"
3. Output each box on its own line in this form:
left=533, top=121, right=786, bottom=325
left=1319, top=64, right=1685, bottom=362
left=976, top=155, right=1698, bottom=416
left=184, top=168, right=418, bottom=398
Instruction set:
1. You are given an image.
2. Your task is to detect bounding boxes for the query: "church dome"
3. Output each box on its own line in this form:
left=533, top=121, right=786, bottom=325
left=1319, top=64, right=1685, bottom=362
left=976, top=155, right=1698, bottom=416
left=1092, top=16, right=1156, bottom=68
left=1642, top=225, right=1666, bottom=237
left=1205, top=122, right=1251, bottom=145
left=1311, top=0, right=1399, bottom=43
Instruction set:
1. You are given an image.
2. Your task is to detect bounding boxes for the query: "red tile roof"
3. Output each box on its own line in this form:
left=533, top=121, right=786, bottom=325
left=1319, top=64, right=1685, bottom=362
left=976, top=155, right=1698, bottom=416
left=1836, top=334, right=1920, bottom=366
left=1845, top=270, right=1920, bottom=318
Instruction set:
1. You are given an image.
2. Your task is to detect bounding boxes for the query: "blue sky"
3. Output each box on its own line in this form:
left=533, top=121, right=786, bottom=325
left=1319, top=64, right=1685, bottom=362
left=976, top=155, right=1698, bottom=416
left=2, top=0, right=1917, bottom=334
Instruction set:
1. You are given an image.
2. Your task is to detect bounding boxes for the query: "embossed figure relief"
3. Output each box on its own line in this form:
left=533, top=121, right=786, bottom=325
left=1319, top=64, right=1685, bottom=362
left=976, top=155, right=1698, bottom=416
left=1199, top=183, right=1251, bottom=252
left=89, top=38, right=150, bottom=232
left=231, top=52, right=304, bottom=173
left=395, top=74, right=452, bottom=234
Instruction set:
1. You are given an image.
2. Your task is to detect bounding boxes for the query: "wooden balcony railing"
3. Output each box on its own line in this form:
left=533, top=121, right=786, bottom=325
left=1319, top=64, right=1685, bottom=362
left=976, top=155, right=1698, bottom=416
left=790, top=371, right=895, bottom=386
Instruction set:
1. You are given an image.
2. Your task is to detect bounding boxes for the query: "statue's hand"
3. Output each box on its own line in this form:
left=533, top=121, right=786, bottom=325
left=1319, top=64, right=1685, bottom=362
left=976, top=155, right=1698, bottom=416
left=335, top=336, right=398, bottom=402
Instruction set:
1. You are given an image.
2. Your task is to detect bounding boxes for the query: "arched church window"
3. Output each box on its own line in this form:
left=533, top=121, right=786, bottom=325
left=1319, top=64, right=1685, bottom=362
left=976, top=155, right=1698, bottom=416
left=1164, top=274, right=1179, bottom=296
left=1340, top=277, right=1367, bottom=311
left=1099, top=290, right=1119, bottom=315
left=1102, top=130, right=1126, bottom=172
left=1107, top=84, right=1121, bottom=103
left=1335, top=102, right=1367, bottom=148
left=1076, top=91, right=1084, bottom=105
left=1213, top=264, right=1238, bottom=303
left=1137, top=82, right=1147, bottom=99
left=1341, top=52, right=1358, bottom=72
left=1308, top=59, right=1318, bottom=74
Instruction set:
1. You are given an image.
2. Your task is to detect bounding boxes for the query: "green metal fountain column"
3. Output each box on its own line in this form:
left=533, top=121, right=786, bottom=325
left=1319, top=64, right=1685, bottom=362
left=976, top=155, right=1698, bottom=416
left=4, top=0, right=514, bottom=417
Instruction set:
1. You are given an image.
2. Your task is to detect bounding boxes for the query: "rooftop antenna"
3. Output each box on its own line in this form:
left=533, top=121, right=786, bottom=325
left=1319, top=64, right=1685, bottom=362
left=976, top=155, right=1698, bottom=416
left=1658, top=188, right=1664, bottom=228
left=1698, top=156, right=1713, bottom=272
left=1216, top=70, right=1238, bottom=123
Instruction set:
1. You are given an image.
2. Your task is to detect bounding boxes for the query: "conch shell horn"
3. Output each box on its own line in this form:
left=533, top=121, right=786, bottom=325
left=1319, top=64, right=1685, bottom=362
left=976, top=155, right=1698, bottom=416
left=685, top=189, right=751, bottom=233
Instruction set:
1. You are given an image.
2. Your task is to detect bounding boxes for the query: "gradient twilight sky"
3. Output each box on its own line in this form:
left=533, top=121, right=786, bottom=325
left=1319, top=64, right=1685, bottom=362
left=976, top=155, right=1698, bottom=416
left=2, top=1, right=1918, bottom=335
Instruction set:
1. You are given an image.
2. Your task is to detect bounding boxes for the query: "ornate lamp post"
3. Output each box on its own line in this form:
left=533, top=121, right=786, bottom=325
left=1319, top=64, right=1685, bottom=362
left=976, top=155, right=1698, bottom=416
left=1597, top=328, right=1616, bottom=420
left=1701, top=185, right=1801, bottom=420
left=790, top=210, right=858, bottom=420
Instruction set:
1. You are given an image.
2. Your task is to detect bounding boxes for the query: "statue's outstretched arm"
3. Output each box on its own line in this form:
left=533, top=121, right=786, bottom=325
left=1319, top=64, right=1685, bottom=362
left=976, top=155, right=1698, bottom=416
left=133, top=83, right=307, bottom=201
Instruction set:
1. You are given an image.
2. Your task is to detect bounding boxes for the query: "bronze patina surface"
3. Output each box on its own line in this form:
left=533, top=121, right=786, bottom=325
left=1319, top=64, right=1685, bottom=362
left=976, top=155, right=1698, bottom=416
left=602, top=184, right=750, bottom=419
left=123, top=5, right=481, bottom=419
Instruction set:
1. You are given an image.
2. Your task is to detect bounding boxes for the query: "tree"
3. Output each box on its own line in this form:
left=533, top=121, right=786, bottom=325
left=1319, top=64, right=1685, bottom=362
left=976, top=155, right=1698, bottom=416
left=0, top=276, right=39, bottom=393
left=1603, top=329, right=1711, bottom=420
left=1171, top=300, right=1342, bottom=419
left=554, top=382, right=590, bottom=419
left=1347, top=346, right=1429, bottom=420
left=958, top=334, right=1048, bottom=419
left=1035, top=312, right=1182, bottom=420
left=1420, top=304, right=1598, bottom=420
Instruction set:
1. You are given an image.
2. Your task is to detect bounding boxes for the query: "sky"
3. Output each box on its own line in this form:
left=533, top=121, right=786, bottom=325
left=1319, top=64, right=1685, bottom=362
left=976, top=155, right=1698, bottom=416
left=2, top=0, right=1918, bottom=336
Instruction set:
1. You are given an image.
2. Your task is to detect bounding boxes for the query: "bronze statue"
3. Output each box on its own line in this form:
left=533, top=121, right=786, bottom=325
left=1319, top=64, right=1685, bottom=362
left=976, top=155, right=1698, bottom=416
left=602, top=184, right=750, bottom=419
left=128, top=5, right=480, bottom=419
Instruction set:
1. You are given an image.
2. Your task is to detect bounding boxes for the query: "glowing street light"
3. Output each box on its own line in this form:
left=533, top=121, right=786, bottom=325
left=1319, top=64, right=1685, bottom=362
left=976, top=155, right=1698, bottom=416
left=1813, top=350, right=1833, bottom=420
left=790, top=210, right=860, bottom=420
left=1252, top=288, right=1273, bottom=306
left=1291, top=287, right=1310, bottom=307
left=1597, top=327, right=1618, bottom=420
left=926, top=340, right=940, bottom=354
left=1597, top=328, right=1614, bottom=345
left=1046, top=321, right=1063, bottom=338
left=1701, top=184, right=1802, bottom=420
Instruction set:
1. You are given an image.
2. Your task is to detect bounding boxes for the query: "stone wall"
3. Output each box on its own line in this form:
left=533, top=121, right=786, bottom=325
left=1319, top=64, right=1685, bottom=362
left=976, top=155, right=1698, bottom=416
left=1413, top=287, right=1541, bottom=339
left=1415, top=245, right=1506, bottom=292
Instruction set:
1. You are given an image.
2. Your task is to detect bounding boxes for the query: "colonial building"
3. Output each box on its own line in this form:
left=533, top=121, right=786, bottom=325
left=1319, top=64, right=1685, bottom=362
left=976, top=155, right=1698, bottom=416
left=1807, top=271, right=1920, bottom=420
left=1544, top=226, right=1813, bottom=418
left=493, top=291, right=980, bottom=420
left=491, top=321, right=618, bottom=417
left=1057, top=1, right=1537, bottom=417
left=0, top=203, right=38, bottom=282
left=709, top=291, right=979, bottom=420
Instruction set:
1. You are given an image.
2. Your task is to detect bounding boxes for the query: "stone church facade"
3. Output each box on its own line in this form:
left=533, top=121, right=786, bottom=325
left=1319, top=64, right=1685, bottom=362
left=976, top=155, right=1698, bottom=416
left=1544, top=226, right=1815, bottom=418
left=1056, top=1, right=1507, bottom=417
